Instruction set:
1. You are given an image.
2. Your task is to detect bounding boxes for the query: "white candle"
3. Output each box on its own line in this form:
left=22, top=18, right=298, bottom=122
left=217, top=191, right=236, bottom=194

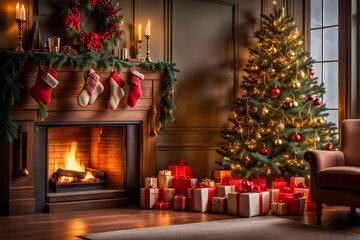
left=137, top=24, right=142, bottom=41
left=16, top=3, right=19, bottom=19
left=21, top=4, right=26, bottom=20
left=145, top=20, right=150, bottom=36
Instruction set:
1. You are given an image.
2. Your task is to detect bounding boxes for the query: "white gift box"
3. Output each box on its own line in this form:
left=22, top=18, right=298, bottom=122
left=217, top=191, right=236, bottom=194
left=145, top=177, right=157, bottom=188
left=216, top=185, right=235, bottom=197
left=271, top=202, right=287, bottom=215
left=266, top=188, right=280, bottom=202
left=188, top=187, right=215, bottom=212
left=290, top=176, right=305, bottom=187
left=140, top=187, right=159, bottom=209
left=227, top=191, right=270, bottom=217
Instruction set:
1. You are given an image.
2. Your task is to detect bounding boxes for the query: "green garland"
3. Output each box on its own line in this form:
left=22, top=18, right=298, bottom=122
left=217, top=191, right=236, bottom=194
left=0, top=51, right=178, bottom=141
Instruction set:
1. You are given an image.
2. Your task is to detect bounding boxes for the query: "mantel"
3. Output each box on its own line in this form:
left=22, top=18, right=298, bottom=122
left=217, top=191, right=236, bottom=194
left=0, top=52, right=178, bottom=215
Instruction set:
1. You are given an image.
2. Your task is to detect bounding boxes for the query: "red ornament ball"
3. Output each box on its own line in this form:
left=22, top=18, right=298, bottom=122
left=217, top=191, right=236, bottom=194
left=249, top=77, right=258, bottom=84
left=271, top=86, right=281, bottom=97
left=292, top=132, right=301, bottom=142
left=314, top=98, right=322, bottom=106
left=309, top=67, right=315, bottom=76
left=325, top=143, right=334, bottom=151
left=260, top=145, right=269, bottom=155
left=307, top=92, right=314, bottom=100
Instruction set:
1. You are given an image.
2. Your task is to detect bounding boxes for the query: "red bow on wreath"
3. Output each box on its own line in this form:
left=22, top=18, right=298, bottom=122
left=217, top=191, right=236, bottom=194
left=65, top=13, right=81, bottom=32
left=90, top=32, right=103, bottom=53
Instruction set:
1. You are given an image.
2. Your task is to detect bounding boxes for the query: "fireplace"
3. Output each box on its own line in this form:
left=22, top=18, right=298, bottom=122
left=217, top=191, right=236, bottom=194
left=34, top=123, right=140, bottom=213
left=1, top=65, right=162, bottom=215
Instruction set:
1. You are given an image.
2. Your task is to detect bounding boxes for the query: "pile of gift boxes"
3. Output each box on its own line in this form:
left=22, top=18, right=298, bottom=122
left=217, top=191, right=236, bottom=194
left=140, top=159, right=316, bottom=217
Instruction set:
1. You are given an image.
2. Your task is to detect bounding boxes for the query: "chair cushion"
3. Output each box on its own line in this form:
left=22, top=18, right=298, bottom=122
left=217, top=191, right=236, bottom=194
left=318, top=166, right=360, bottom=190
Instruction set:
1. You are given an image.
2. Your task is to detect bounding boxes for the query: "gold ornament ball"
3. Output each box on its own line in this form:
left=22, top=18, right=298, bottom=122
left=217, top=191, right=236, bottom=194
left=251, top=65, right=259, bottom=71
left=268, top=67, right=275, bottom=75
left=255, top=132, right=262, bottom=139
left=290, top=100, right=298, bottom=108
left=315, top=136, right=321, bottom=142
left=287, top=50, right=295, bottom=59
left=298, top=70, right=305, bottom=78
left=274, top=138, right=283, bottom=146
left=276, top=123, right=285, bottom=131
left=292, top=81, right=301, bottom=88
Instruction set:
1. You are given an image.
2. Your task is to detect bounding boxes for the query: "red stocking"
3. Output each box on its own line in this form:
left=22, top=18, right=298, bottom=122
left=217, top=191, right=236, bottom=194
left=29, top=65, right=59, bottom=105
left=127, top=70, right=144, bottom=107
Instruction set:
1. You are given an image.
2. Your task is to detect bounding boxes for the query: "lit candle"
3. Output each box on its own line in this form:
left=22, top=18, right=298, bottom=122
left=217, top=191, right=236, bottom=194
left=145, top=20, right=150, bottom=36
left=21, top=4, right=26, bottom=20
left=16, top=3, right=19, bottom=19
left=137, top=24, right=142, bottom=41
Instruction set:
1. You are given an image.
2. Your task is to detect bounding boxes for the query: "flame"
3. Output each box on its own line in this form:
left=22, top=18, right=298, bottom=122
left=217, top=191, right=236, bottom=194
left=64, top=142, right=85, bottom=172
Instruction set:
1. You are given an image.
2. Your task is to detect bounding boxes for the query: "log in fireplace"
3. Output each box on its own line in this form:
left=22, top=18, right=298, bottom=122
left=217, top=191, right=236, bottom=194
left=0, top=64, right=163, bottom=215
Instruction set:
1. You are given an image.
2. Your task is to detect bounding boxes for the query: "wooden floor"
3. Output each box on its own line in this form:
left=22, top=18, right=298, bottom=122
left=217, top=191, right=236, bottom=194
left=0, top=205, right=359, bottom=240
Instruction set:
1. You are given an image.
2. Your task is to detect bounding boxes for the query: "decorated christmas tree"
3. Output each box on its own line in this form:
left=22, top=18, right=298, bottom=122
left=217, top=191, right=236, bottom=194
left=217, top=7, right=339, bottom=180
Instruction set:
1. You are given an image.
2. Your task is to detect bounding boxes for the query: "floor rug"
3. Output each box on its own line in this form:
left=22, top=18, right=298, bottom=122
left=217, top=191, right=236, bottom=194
left=79, top=215, right=360, bottom=240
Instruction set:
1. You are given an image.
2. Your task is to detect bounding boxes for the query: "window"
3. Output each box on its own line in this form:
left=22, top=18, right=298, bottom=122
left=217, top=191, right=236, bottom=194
left=310, top=0, right=339, bottom=128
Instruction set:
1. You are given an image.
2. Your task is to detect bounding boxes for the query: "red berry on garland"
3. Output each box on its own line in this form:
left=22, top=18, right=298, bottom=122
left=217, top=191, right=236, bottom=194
left=307, top=92, right=314, bottom=100
left=309, top=67, right=315, bottom=76
left=260, top=145, right=269, bottom=155
left=271, top=86, right=281, bottom=97
left=325, top=143, right=334, bottom=151
left=292, top=132, right=301, bottom=142
left=249, top=77, right=258, bottom=84
left=314, top=98, right=322, bottom=106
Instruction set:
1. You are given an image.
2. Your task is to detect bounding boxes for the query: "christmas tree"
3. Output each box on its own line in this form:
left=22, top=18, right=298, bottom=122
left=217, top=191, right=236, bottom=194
left=217, top=7, right=339, bottom=180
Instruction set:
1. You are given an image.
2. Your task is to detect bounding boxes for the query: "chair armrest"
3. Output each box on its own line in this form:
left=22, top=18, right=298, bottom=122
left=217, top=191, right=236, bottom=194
left=304, top=150, right=345, bottom=172
left=304, top=150, right=345, bottom=202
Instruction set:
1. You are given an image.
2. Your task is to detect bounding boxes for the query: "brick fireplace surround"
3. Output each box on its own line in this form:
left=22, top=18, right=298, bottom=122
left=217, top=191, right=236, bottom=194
left=0, top=64, right=163, bottom=215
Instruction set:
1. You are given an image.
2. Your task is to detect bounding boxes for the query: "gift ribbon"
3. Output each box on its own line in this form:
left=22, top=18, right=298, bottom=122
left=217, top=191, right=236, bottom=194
left=144, top=187, right=157, bottom=208
left=212, top=198, right=225, bottom=212
left=175, top=195, right=187, bottom=209
left=296, top=182, right=306, bottom=188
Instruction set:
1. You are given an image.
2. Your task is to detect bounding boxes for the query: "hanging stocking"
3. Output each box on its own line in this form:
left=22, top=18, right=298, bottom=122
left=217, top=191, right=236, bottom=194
left=77, top=68, right=104, bottom=106
left=29, top=65, right=59, bottom=105
left=127, top=70, right=144, bottom=107
left=108, top=70, right=125, bottom=110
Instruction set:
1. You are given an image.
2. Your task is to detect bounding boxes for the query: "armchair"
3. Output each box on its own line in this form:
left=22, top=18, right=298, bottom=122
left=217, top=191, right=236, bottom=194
left=304, top=119, right=360, bottom=224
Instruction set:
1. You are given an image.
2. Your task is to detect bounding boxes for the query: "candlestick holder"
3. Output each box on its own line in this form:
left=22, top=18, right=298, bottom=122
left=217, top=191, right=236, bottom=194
left=15, top=19, right=26, bottom=52
left=136, top=40, right=144, bottom=61
left=145, top=35, right=152, bottom=62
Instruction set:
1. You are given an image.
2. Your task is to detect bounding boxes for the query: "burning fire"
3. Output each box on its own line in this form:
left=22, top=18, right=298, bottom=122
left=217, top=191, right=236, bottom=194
left=58, top=141, right=95, bottom=183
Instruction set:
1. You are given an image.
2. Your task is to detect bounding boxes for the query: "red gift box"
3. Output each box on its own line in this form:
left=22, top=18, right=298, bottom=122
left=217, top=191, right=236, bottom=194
left=155, top=201, right=170, bottom=210
left=271, top=177, right=287, bottom=190
left=279, top=187, right=294, bottom=202
left=229, top=179, right=242, bottom=191
left=285, top=195, right=306, bottom=215
left=168, top=159, right=192, bottom=178
left=251, top=176, right=267, bottom=191
left=174, top=177, right=198, bottom=196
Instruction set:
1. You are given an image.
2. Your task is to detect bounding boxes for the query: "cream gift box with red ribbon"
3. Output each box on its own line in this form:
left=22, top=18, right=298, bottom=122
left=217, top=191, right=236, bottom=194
left=227, top=191, right=270, bottom=217
left=140, top=187, right=159, bottom=209
left=188, top=187, right=215, bottom=212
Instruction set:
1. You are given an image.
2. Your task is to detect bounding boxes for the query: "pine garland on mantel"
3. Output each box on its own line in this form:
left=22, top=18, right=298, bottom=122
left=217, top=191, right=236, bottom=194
left=0, top=51, right=179, bottom=141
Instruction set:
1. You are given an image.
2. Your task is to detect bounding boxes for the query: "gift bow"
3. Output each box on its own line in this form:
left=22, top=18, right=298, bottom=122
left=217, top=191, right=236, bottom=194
left=294, top=192, right=304, bottom=198
left=90, top=32, right=103, bottom=52
left=238, top=180, right=261, bottom=193
left=282, top=187, right=293, bottom=193
left=275, top=177, right=285, bottom=182
left=173, top=159, right=186, bottom=165
left=296, top=182, right=306, bottom=188
left=201, top=178, right=215, bottom=187
left=64, top=13, right=81, bottom=32
left=147, top=184, right=155, bottom=188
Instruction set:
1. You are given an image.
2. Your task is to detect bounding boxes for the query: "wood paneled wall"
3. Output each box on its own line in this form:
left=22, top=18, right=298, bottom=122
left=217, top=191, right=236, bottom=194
left=0, top=0, right=307, bottom=181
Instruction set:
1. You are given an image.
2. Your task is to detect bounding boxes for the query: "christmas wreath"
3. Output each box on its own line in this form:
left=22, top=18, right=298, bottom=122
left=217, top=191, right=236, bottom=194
left=64, top=0, right=124, bottom=54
